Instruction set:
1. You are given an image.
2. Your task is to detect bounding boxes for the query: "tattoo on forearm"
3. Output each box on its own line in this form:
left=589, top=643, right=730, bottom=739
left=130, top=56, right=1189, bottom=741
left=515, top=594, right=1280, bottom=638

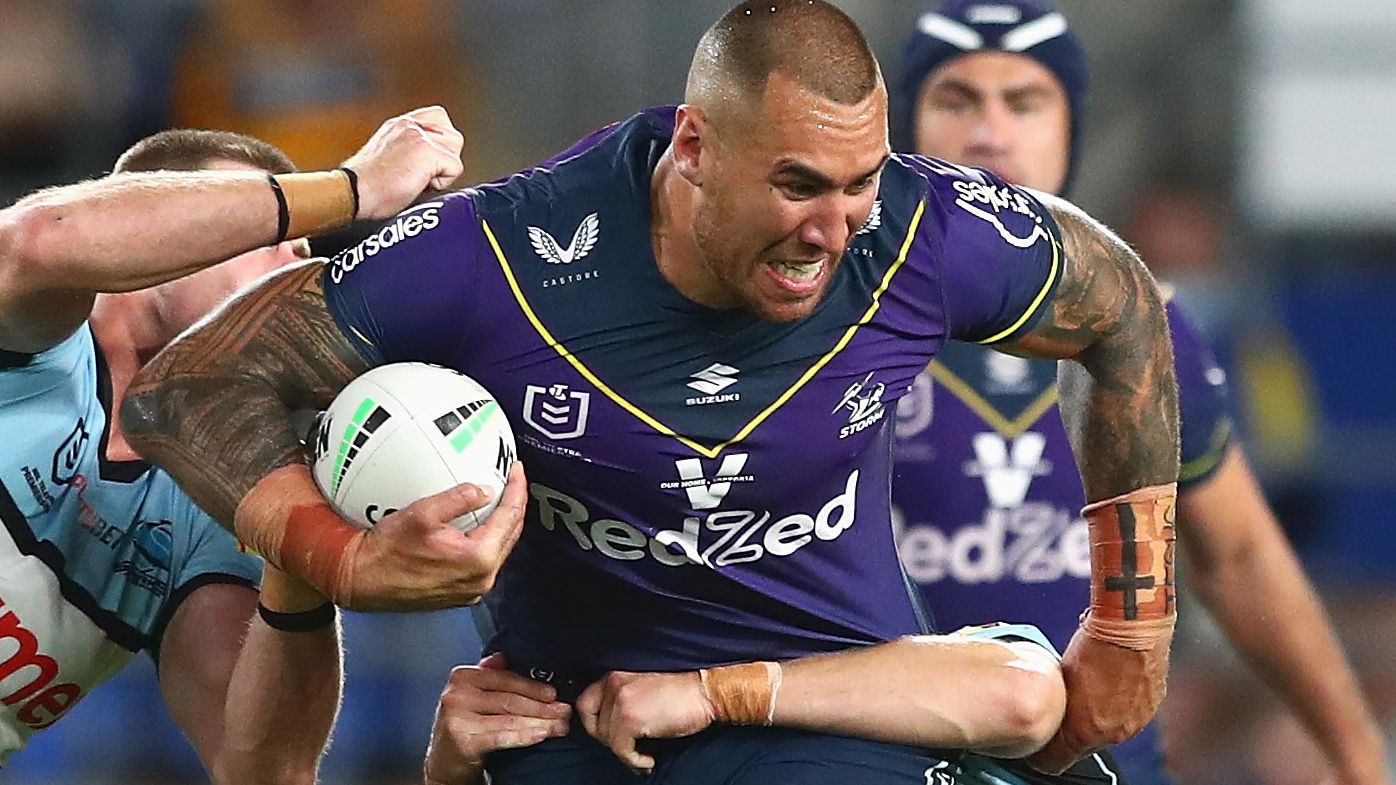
left=1013, top=204, right=1180, bottom=499
left=122, top=261, right=369, bottom=525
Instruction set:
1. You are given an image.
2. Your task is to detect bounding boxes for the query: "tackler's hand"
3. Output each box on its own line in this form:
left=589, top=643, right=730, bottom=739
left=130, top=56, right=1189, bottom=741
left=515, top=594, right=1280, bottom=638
left=425, top=653, right=571, bottom=785
left=576, top=670, right=716, bottom=773
left=343, top=105, right=466, bottom=220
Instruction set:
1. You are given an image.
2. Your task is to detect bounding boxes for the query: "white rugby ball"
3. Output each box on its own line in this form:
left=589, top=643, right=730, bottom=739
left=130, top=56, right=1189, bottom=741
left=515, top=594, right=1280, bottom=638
left=308, top=363, right=515, bottom=531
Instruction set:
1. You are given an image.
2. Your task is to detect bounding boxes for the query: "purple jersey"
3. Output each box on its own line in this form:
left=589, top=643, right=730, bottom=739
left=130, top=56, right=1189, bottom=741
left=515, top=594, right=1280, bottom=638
left=324, top=107, right=1064, bottom=672
left=891, top=298, right=1230, bottom=782
left=891, top=298, right=1230, bottom=647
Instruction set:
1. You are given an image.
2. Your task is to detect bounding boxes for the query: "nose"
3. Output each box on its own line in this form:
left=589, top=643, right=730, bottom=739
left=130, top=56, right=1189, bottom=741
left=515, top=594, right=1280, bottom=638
left=797, top=196, right=858, bottom=255
left=967, top=100, right=1013, bottom=154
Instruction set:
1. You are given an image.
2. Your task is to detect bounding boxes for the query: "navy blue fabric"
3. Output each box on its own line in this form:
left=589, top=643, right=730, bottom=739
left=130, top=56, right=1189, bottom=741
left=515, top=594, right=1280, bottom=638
left=895, top=0, right=1089, bottom=193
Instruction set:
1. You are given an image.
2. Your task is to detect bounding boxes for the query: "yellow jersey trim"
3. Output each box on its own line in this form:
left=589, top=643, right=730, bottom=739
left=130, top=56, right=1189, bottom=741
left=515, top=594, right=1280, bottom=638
left=928, top=360, right=1059, bottom=438
left=480, top=201, right=926, bottom=458
left=1179, top=418, right=1232, bottom=484
left=975, top=234, right=1062, bottom=345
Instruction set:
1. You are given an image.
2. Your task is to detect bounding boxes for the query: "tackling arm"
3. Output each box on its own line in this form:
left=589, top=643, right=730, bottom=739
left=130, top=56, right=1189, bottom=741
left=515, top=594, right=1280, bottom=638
left=574, top=633, right=1066, bottom=771
left=0, top=172, right=290, bottom=353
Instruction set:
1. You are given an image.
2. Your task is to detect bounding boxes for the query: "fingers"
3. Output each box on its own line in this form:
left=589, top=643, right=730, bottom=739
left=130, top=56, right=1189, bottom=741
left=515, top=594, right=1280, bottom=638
left=402, top=482, right=495, bottom=530
left=444, top=713, right=566, bottom=755
left=447, top=666, right=569, bottom=718
left=465, top=463, right=527, bottom=552
left=575, top=680, right=603, bottom=740
left=478, top=651, right=509, bottom=670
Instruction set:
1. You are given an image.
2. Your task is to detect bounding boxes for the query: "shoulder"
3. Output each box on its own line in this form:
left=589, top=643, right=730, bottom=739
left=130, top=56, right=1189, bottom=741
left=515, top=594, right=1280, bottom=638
left=0, top=323, right=96, bottom=419
left=468, top=107, right=674, bottom=223
left=885, top=154, right=1058, bottom=266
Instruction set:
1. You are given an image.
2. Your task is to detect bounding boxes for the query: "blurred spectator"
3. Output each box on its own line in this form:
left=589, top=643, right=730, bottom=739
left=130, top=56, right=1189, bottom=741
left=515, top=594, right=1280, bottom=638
left=170, top=0, right=478, bottom=173
left=0, top=0, right=101, bottom=198
left=1125, top=177, right=1396, bottom=784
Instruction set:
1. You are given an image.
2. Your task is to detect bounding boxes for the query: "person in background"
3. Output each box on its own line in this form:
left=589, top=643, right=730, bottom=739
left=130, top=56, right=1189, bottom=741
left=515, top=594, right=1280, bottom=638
left=892, top=1, right=1390, bottom=783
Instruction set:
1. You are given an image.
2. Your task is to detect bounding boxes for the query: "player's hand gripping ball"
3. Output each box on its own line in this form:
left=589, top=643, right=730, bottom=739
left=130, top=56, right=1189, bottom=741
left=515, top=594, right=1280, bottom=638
left=309, top=363, right=516, bottom=531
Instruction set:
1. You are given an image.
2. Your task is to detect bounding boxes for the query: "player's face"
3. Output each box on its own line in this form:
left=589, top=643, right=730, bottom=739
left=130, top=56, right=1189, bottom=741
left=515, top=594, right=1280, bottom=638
left=155, top=160, right=310, bottom=339
left=695, top=72, right=889, bottom=323
left=913, top=51, right=1069, bottom=195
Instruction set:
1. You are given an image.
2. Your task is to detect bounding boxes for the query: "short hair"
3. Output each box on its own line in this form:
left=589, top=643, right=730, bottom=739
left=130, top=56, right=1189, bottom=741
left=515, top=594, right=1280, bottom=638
left=687, top=0, right=881, bottom=112
left=114, top=129, right=296, bottom=175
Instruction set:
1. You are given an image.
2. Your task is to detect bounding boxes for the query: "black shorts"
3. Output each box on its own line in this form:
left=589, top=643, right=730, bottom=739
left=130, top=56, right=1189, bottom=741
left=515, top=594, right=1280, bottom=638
left=484, top=721, right=1129, bottom=785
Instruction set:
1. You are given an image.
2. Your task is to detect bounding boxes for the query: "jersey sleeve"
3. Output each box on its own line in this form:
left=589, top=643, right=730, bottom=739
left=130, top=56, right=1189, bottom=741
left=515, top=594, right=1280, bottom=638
left=906, top=157, right=1064, bottom=345
left=322, top=191, right=487, bottom=367
left=1169, top=299, right=1234, bottom=488
left=150, top=481, right=262, bottom=654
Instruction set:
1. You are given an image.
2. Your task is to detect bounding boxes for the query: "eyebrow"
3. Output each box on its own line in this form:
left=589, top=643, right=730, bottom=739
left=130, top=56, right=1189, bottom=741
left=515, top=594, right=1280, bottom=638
left=773, top=155, right=890, bottom=189
left=929, top=78, right=1056, bottom=103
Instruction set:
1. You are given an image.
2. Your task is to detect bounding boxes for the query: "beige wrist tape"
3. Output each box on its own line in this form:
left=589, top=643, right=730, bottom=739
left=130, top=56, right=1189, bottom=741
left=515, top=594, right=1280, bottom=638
left=273, top=170, right=356, bottom=240
left=699, top=661, right=783, bottom=726
left=1081, top=482, right=1178, bottom=650
left=234, top=463, right=365, bottom=606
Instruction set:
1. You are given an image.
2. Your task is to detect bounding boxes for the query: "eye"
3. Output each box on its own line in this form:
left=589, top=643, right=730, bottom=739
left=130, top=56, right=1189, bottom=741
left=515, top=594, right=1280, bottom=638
left=1009, top=96, right=1047, bottom=116
left=847, top=176, right=876, bottom=195
left=929, top=94, right=973, bottom=114
left=778, top=182, right=820, bottom=200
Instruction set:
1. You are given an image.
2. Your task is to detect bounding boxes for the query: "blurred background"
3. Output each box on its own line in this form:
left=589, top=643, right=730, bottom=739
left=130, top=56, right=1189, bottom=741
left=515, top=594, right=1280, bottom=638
left=2, top=0, right=1394, bottom=783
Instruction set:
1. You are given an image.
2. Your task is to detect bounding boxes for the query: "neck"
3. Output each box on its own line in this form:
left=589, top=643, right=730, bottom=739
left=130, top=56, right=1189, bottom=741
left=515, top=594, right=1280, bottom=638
left=89, top=294, right=167, bottom=462
left=650, top=152, right=737, bottom=309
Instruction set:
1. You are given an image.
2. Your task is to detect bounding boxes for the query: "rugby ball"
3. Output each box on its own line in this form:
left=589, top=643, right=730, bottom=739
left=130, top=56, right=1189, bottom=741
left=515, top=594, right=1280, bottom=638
left=308, top=363, right=516, bottom=531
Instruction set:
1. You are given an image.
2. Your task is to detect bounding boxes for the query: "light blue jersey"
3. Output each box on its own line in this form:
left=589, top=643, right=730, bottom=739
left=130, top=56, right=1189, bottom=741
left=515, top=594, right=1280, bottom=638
left=0, top=325, right=260, bottom=760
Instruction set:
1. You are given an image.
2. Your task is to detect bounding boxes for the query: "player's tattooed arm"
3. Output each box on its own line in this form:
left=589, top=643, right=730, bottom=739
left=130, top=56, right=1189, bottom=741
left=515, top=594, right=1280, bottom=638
left=1004, top=195, right=1180, bottom=500
left=122, top=260, right=369, bottom=526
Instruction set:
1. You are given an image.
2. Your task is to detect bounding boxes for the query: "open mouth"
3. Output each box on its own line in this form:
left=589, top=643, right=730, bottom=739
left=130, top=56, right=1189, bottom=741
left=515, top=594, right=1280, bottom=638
left=765, top=258, right=827, bottom=294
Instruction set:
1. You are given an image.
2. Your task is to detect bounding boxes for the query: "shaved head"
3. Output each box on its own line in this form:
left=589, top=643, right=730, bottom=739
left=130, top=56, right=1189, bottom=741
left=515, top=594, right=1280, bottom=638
left=687, top=0, right=881, bottom=119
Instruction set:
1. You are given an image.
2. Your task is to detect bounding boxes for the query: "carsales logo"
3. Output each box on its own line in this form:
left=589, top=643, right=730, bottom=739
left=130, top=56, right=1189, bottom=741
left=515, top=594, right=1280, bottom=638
left=329, top=201, right=444, bottom=283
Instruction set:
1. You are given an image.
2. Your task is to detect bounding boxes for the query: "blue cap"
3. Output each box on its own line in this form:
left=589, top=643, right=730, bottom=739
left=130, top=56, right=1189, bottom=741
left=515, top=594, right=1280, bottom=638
left=894, top=0, right=1089, bottom=194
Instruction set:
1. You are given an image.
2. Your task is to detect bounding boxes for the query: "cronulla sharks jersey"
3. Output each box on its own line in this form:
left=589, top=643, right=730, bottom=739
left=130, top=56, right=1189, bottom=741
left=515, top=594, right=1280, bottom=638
left=0, top=326, right=260, bottom=760
left=324, top=107, right=1064, bottom=672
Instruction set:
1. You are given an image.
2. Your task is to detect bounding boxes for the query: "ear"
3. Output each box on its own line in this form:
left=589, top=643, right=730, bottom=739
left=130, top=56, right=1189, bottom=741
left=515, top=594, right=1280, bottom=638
left=671, top=105, right=708, bottom=187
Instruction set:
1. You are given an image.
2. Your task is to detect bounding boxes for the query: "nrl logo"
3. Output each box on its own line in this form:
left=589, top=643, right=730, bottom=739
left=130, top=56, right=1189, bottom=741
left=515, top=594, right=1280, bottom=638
left=528, top=213, right=600, bottom=265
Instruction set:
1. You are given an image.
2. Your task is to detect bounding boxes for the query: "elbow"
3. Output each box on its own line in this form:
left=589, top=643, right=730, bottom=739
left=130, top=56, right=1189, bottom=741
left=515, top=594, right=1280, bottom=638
left=119, top=378, right=167, bottom=458
left=0, top=203, right=68, bottom=285
left=979, top=665, right=1066, bottom=757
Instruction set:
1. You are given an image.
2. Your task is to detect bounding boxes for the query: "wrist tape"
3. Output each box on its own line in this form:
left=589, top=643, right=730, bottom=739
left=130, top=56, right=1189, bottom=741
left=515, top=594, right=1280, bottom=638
left=1081, top=482, right=1178, bottom=650
left=267, top=170, right=356, bottom=242
left=699, top=661, right=783, bottom=726
left=234, top=464, right=365, bottom=606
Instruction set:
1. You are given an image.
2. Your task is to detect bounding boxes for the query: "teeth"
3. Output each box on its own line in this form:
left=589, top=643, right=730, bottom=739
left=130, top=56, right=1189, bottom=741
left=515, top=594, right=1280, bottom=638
left=773, top=260, right=822, bottom=282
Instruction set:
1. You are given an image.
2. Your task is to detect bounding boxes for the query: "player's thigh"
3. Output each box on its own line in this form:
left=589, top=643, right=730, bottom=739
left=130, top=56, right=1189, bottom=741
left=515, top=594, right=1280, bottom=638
left=484, top=723, right=642, bottom=785
left=655, top=727, right=956, bottom=785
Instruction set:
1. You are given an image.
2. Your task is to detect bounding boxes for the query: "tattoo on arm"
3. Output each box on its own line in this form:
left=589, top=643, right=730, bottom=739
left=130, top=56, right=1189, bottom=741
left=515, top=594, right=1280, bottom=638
left=122, top=261, right=370, bottom=525
left=1007, top=200, right=1180, bottom=500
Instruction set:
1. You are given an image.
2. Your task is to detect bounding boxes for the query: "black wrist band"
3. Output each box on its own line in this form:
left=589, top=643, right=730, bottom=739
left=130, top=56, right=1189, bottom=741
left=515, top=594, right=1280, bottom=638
left=257, top=601, right=335, bottom=632
left=267, top=174, right=290, bottom=243
left=337, top=166, right=361, bottom=219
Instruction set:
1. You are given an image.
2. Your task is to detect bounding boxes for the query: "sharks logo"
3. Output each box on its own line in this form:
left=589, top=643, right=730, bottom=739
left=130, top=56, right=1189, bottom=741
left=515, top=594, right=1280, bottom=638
left=528, top=213, right=600, bottom=265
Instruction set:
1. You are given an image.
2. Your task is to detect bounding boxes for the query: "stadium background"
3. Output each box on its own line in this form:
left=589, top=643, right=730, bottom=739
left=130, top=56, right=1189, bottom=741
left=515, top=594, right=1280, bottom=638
left=1, top=1, right=1393, bottom=783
